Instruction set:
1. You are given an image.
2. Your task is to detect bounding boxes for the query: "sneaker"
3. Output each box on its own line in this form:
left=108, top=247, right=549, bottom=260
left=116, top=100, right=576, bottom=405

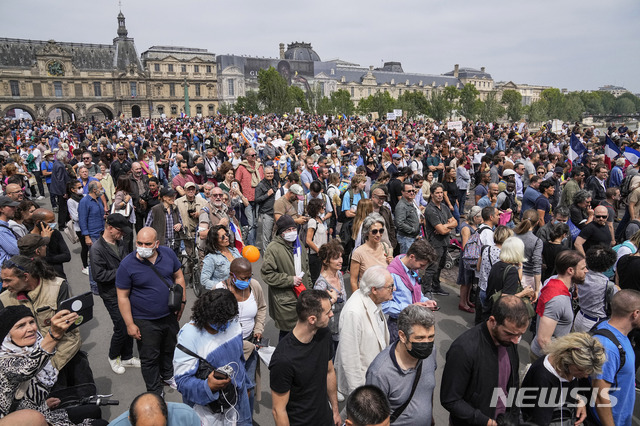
left=36, top=195, right=45, bottom=200
left=108, top=357, right=125, bottom=375
left=432, top=286, right=450, bottom=296
left=81, top=267, right=89, bottom=276
left=163, top=377, right=177, bottom=389
left=120, top=357, right=141, bottom=368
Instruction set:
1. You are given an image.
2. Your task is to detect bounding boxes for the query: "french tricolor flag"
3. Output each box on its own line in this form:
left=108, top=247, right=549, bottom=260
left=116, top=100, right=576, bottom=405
left=568, top=133, right=586, bottom=166
left=229, top=221, right=244, bottom=252
left=624, top=147, right=640, bottom=166
left=604, top=136, right=622, bottom=169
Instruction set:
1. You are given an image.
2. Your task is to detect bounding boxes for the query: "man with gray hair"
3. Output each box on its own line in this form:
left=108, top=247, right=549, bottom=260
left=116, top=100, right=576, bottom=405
left=366, top=304, right=437, bottom=425
left=51, top=148, right=71, bottom=227
left=335, top=265, right=393, bottom=398
left=255, top=166, right=278, bottom=248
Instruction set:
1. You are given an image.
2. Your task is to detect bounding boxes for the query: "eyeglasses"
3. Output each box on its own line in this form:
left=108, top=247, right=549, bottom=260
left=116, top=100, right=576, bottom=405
left=83, top=157, right=92, bottom=160
left=370, top=228, right=385, bottom=235
left=381, top=283, right=395, bottom=291
left=404, top=190, right=416, bottom=194
left=219, top=233, right=230, bottom=239
left=246, top=154, right=256, bottom=157
left=595, top=215, right=608, bottom=219
left=212, top=194, right=223, bottom=198
left=537, top=171, right=545, bottom=175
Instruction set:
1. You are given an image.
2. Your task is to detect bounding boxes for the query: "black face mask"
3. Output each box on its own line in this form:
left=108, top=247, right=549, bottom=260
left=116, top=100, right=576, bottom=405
left=405, top=340, right=434, bottom=360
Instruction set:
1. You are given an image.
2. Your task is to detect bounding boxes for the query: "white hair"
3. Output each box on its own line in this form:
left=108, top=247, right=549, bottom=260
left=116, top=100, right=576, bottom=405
left=56, top=150, right=67, bottom=161
left=359, top=265, right=390, bottom=296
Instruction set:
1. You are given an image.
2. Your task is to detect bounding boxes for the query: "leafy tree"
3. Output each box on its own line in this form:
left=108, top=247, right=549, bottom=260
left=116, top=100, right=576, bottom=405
left=541, top=88, right=564, bottom=119
left=396, top=91, right=428, bottom=119
left=443, top=86, right=460, bottom=118
left=288, top=86, right=308, bottom=113
left=234, top=90, right=261, bottom=115
left=501, top=89, right=523, bottom=121
left=258, top=67, right=291, bottom=114
left=330, top=89, right=355, bottom=116
left=562, top=93, right=585, bottom=122
left=615, top=97, right=636, bottom=114
left=427, top=91, right=451, bottom=122
left=458, top=84, right=480, bottom=120
left=357, top=91, right=396, bottom=118
left=597, top=91, right=616, bottom=114
left=480, top=91, right=505, bottom=122
left=316, top=96, right=333, bottom=116
left=579, top=91, right=604, bottom=115
left=218, top=102, right=234, bottom=116
left=526, top=99, right=549, bottom=123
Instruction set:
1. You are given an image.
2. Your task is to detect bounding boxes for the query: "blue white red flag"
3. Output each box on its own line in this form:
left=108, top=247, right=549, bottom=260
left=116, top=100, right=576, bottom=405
left=624, top=147, right=640, bottom=165
left=604, top=136, right=621, bottom=169
left=568, top=134, right=586, bottom=165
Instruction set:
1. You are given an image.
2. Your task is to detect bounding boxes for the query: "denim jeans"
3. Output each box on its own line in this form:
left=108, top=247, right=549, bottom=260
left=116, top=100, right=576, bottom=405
left=397, top=234, right=416, bottom=254
left=245, top=201, right=258, bottom=245
left=87, top=235, right=99, bottom=294
left=134, top=315, right=179, bottom=395
left=245, top=349, right=258, bottom=413
left=260, top=213, right=274, bottom=249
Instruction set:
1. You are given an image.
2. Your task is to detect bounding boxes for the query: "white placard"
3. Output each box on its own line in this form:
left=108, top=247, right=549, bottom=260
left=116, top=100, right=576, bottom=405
left=393, top=109, right=403, bottom=117
left=387, top=112, right=396, bottom=120
left=447, top=121, right=463, bottom=131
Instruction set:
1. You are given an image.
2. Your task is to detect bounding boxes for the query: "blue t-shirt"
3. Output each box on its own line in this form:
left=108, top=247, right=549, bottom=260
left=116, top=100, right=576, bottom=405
left=341, top=190, right=367, bottom=212
left=592, top=321, right=635, bottom=426
left=107, top=402, right=201, bottom=426
left=115, top=246, right=182, bottom=320
left=534, top=195, right=552, bottom=224
left=41, top=160, right=54, bottom=184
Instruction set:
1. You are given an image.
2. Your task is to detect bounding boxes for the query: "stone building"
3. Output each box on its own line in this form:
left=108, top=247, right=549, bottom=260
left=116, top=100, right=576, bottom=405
left=495, top=81, right=552, bottom=105
left=0, top=11, right=217, bottom=121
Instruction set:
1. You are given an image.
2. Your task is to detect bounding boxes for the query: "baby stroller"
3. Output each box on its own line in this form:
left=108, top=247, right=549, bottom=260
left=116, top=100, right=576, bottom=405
left=445, top=238, right=462, bottom=269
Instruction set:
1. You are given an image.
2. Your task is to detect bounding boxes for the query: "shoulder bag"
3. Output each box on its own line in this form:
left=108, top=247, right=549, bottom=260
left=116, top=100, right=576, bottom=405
left=143, top=259, right=183, bottom=312
left=390, top=359, right=423, bottom=423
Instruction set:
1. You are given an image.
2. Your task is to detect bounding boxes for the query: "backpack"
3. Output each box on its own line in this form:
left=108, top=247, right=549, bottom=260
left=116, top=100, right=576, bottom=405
left=604, top=241, right=637, bottom=279
left=461, top=226, right=491, bottom=270
left=619, top=175, right=634, bottom=200
left=337, top=190, right=352, bottom=223
left=589, top=322, right=626, bottom=388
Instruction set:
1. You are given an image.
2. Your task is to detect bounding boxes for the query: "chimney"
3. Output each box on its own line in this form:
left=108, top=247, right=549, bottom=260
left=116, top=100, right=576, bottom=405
left=481, top=66, right=485, bottom=73
left=279, top=43, right=285, bottom=59
left=453, top=64, right=459, bottom=78
left=369, top=65, right=374, bottom=71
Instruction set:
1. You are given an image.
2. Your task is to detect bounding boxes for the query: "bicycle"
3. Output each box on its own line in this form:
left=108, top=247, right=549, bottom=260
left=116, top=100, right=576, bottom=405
left=173, top=235, right=204, bottom=298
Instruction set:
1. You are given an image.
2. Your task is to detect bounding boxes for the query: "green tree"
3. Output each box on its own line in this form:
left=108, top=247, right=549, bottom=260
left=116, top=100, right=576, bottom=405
left=562, top=93, right=585, bottom=122
left=458, top=84, right=480, bottom=120
left=427, top=91, right=451, bottom=122
left=442, top=86, right=460, bottom=119
left=618, top=92, right=640, bottom=111
left=316, top=96, right=333, bottom=116
left=540, top=88, right=564, bottom=119
left=288, top=86, right=308, bottom=113
left=330, top=89, right=354, bottom=116
left=598, top=91, right=616, bottom=114
left=359, top=91, right=396, bottom=118
left=218, top=102, right=234, bottom=116
left=579, top=91, right=604, bottom=115
left=501, top=89, right=523, bottom=121
left=396, top=91, right=429, bottom=119
left=480, top=91, right=505, bottom=122
left=615, top=97, right=636, bottom=114
left=526, top=99, right=549, bottom=123
left=234, top=90, right=261, bottom=115
left=258, top=67, right=291, bottom=114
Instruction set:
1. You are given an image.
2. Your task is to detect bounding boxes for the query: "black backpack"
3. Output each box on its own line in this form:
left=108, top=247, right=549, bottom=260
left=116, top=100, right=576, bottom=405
left=336, top=190, right=352, bottom=223
left=620, top=175, right=634, bottom=200
left=589, top=322, right=626, bottom=388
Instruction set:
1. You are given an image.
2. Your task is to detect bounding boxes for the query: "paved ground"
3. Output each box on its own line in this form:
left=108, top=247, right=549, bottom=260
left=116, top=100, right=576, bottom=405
left=44, top=195, right=640, bottom=424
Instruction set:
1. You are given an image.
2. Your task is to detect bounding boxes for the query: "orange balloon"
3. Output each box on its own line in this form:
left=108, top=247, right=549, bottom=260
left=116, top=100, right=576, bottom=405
left=242, top=245, right=260, bottom=263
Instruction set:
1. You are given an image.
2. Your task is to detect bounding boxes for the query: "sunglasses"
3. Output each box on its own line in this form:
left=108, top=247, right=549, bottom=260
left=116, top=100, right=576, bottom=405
left=219, top=233, right=230, bottom=239
left=595, top=215, right=608, bottom=219
left=246, top=154, right=256, bottom=157
left=404, top=190, right=416, bottom=194
left=370, top=228, right=385, bottom=235
left=212, top=194, right=223, bottom=198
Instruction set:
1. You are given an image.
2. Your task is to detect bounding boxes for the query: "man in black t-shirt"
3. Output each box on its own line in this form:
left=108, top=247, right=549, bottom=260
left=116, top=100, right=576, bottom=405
left=270, top=290, right=341, bottom=426
left=387, top=167, right=410, bottom=211
left=574, top=206, right=613, bottom=256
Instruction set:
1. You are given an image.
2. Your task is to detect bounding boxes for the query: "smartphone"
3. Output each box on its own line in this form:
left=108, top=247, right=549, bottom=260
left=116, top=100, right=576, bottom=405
left=232, top=182, right=239, bottom=190
left=213, top=369, right=229, bottom=380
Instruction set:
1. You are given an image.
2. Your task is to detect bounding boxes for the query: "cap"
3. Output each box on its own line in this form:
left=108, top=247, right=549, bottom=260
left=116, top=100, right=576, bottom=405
left=314, top=145, right=321, bottom=151
left=502, top=169, right=516, bottom=177
left=554, top=166, right=564, bottom=174
left=117, top=148, right=127, bottom=154
left=184, top=182, right=197, bottom=190
left=0, top=196, right=19, bottom=207
left=160, top=187, right=176, bottom=198
left=0, top=305, right=34, bottom=342
left=17, top=234, right=49, bottom=256
left=276, top=215, right=296, bottom=235
left=289, top=184, right=304, bottom=196
left=392, top=153, right=402, bottom=159
left=43, top=150, right=52, bottom=157
left=59, top=142, right=69, bottom=151
left=106, top=213, right=133, bottom=233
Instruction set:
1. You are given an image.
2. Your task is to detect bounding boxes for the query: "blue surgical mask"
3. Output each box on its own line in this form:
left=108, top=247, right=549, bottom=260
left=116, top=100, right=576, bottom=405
left=234, top=278, right=250, bottom=290
left=210, top=321, right=230, bottom=333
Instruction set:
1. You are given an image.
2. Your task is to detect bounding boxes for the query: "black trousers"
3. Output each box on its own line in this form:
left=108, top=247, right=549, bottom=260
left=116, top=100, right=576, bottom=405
left=98, top=283, right=134, bottom=361
left=56, top=194, right=69, bottom=229
left=33, top=170, right=45, bottom=196
left=51, top=350, right=95, bottom=392
left=134, top=315, right=179, bottom=395
left=308, top=253, right=321, bottom=284
left=422, top=245, right=447, bottom=294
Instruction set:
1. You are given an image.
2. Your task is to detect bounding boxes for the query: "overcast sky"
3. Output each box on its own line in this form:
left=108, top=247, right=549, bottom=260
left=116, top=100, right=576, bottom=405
left=2, top=0, right=639, bottom=93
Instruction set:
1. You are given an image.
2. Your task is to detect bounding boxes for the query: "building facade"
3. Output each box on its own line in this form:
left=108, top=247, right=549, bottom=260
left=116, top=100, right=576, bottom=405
left=495, top=81, right=552, bottom=105
left=0, top=12, right=217, bottom=121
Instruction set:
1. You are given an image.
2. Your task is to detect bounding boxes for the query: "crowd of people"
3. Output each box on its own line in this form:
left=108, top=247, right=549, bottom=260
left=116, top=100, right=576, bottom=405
left=0, top=114, right=638, bottom=425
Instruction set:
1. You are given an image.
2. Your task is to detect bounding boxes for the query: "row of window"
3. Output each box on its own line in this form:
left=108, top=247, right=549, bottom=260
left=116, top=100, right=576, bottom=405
left=157, top=104, right=214, bottom=115
left=11, top=80, right=63, bottom=97
left=9, top=80, right=207, bottom=98
left=153, top=64, right=213, bottom=74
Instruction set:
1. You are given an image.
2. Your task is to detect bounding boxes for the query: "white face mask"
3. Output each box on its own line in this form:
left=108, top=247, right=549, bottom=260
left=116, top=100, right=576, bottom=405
left=283, top=230, right=298, bottom=242
left=137, top=247, right=154, bottom=258
left=76, top=189, right=84, bottom=195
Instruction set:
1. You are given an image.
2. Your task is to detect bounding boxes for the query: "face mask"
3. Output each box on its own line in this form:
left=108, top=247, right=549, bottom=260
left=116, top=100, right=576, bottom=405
left=405, top=340, right=434, bottom=360
left=210, top=321, right=230, bottom=333
left=137, top=247, right=154, bottom=258
left=48, top=223, right=57, bottom=230
left=234, top=278, right=250, bottom=290
left=76, top=189, right=84, bottom=195
left=283, top=230, right=298, bottom=242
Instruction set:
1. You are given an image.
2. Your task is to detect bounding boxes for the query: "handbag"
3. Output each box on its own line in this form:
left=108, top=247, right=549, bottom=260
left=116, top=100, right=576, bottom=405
left=111, top=198, right=132, bottom=217
left=389, top=359, right=422, bottom=423
left=64, top=220, right=79, bottom=244
left=176, top=343, right=237, bottom=413
left=143, top=259, right=183, bottom=312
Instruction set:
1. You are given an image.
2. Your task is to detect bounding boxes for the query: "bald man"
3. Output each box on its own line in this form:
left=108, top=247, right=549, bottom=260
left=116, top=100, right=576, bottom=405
left=109, top=392, right=200, bottom=426
left=29, top=208, right=70, bottom=278
left=574, top=205, right=615, bottom=256
left=116, top=227, right=186, bottom=395
left=5, top=183, right=24, bottom=202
